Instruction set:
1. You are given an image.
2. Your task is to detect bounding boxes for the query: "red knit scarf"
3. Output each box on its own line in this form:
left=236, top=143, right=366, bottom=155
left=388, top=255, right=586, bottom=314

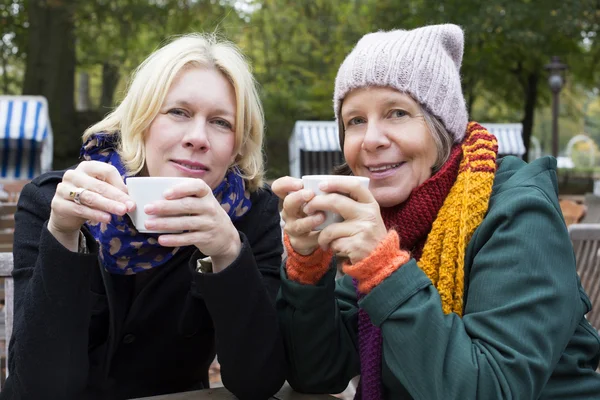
left=380, top=143, right=463, bottom=256
left=354, top=141, right=463, bottom=400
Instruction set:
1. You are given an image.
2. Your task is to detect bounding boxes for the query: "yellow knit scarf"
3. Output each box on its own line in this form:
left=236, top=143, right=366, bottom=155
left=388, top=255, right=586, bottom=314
left=418, top=122, right=498, bottom=316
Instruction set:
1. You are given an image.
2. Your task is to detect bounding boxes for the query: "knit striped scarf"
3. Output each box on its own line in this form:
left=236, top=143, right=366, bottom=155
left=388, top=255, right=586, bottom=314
left=355, top=122, right=498, bottom=399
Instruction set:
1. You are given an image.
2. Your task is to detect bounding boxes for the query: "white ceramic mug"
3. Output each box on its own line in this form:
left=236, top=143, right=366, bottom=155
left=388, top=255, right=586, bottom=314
left=126, top=176, right=198, bottom=233
left=301, top=175, right=370, bottom=230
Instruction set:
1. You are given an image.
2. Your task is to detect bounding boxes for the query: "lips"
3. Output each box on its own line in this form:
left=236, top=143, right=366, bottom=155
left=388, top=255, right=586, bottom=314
left=171, top=159, right=209, bottom=171
left=367, top=162, right=404, bottom=172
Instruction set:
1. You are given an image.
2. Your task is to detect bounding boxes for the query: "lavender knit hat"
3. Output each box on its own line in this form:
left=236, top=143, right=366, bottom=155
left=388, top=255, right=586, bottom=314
left=334, top=24, right=468, bottom=147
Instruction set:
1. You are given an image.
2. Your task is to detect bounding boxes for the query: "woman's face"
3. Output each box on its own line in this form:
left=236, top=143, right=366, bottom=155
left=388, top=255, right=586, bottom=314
left=341, top=87, right=438, bottom=207
left=144, top=67, right=237, bottom=190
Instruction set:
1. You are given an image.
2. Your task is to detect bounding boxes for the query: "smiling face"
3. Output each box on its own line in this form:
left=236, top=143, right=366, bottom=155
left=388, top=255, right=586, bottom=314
left=143, top=66, right=237, bottom=190
left=340, top=87, right=439, bottom=207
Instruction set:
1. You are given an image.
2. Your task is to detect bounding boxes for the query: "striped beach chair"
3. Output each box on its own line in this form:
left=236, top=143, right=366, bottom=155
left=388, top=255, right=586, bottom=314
left=0, top=96, right=53, bottom=180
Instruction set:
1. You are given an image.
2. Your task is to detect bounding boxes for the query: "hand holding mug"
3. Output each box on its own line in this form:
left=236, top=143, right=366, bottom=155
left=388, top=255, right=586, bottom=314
left=49, top=161, right=135, bottom=251
left=271, top=176, right=323, bottom=256
left=137, top=178, right=241, bottom=272
left=302, top=177, right=387, bottom=264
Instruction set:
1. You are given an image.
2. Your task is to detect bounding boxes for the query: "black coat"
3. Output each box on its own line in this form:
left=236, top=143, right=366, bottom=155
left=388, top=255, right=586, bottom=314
left=1, top=170, right=285, bottom=400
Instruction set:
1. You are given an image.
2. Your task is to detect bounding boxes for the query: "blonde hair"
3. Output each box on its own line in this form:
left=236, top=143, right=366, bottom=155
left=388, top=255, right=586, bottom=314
left=83, top=33, right=265, bottom=191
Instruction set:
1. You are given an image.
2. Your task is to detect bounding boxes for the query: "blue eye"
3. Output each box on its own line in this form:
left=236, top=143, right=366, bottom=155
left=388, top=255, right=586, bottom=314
left=390, top=109, right=408, bottom=118
left=347, top=117, right=366, bottom=126
left=213, top=119, right=233, bottom=130
left=168, top=108, right=188, bottom=117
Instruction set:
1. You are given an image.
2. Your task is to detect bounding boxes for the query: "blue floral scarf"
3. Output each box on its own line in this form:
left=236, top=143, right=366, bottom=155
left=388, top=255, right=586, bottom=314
left=81, top=133, right=252, bottom=275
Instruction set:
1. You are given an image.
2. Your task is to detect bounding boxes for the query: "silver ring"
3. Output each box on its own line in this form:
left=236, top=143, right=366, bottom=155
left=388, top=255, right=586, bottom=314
left=69, top=187, right=87, bottom=206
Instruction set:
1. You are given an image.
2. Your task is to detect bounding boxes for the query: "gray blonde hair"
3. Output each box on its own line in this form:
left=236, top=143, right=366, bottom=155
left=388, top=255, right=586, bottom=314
left=83, top=33, right=265, bottom=191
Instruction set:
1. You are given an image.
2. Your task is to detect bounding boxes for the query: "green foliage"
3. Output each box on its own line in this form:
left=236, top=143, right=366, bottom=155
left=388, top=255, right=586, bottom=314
left=0, top=0, right=26, bottom=94
left=75, top=0, right=243, bottom=109
left=5, top=0, right=600, bottom=175
left=240, top=0, right=376, bottom=177
left=241, top=0, right=600, bottom=175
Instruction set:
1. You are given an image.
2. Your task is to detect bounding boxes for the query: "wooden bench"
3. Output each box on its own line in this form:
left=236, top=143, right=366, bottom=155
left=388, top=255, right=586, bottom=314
left=0, top=180, right=29, bottom=204
left=581, top=194, right=600, bottom=224
left=0, top=252, right=13, bottom=389
left=0, top=203, right=17, bottom=253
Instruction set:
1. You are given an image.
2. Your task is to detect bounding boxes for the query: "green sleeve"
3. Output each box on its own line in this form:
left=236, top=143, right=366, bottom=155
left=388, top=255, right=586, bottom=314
left=276, top=262, right=360, bottom=393
left=360, top=186, right=582, bottom=398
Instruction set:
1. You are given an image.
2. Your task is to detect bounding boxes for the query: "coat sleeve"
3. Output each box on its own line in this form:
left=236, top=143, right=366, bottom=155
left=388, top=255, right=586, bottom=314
left=190, top=189, right=286, bottom=400
left=358, top=185, right=585, bottom=399
left=2, top=181, right=99, bottom=399
left=276, top=266, right=361, bottom=394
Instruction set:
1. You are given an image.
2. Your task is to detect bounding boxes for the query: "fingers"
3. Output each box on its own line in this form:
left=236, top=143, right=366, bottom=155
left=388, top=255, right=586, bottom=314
left=144, top=196, right=214, bottom=218
left=50, top=162, right=136, bottom=233
left=53, top=182, right=113, bottom=224
left=271, top=176, right=303, bottom=199
left=77, top=161, right=129, bottom=194
left=142, top=180, right=211, bottom=217
left=144, top=214, right=212, bottom=233
left=315, top=206, right=388, bottom=264
left=60, top=182, right=130, bottom=216
left=161, top=179, right=211, bottom=200
left=285, top=229, right=322, bottom=256
left=284, top=212, right=326, bottom=236
left=318, top=221, right=353, bottom=249
left=273, top=178, right=321, bottom=255
left=302, top=192, right=361, bottom=221
left=157, top=231, right=205, bottom=248
left=282, top=189, right=315, bottom=220
left=65, top=162, right=135, bottom=211
left=319, top=179, right=372, bottom=204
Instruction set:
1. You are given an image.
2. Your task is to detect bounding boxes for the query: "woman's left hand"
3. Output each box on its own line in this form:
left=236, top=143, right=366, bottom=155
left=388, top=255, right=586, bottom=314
left=143, top=179, right=241, bottom=273
left=304, top=179, right=388, bottom=264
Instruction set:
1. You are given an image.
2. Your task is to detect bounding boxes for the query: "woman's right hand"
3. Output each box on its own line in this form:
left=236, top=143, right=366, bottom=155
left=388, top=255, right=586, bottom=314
left=271, top=176, right=325, bottom=256
left=48, top=161, right=135, bottom=250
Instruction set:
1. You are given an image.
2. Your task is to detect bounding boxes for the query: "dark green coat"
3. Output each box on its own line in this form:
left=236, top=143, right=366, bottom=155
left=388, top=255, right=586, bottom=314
left=277, top=156, right=600, bottom=399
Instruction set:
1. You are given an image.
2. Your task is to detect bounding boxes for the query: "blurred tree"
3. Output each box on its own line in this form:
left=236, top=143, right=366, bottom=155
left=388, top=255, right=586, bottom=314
left=0, top=0, right=27, bottom=94
left=9, top=0, right=600, bottom=173
left=22, top=0, right=78, bottom=168
left=75, top=0, right=241, bottom=110
left=242, top=0, right=373, bottom=177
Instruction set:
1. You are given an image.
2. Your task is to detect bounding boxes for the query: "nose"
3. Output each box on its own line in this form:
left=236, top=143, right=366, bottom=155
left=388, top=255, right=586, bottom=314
left=182, top=119, right=210, bottom=151
left=362, top=120, right=390, bottom=152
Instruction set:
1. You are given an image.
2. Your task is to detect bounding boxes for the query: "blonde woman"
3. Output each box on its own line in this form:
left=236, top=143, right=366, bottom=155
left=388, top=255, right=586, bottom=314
left=5, top=34, right=285, bottom=400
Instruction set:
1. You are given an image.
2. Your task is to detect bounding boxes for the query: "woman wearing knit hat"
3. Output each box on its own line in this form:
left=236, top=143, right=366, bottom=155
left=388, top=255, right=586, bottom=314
left=273, top=24, right=600, bottom=399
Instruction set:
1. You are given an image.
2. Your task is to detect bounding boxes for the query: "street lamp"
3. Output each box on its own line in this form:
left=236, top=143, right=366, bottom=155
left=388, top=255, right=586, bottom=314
left=544, top=56, right=567, bottom=158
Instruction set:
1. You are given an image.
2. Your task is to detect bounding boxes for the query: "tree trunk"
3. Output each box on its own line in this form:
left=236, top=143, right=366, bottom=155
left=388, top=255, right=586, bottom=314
left=464, top=81, right=477, bottom=115
left=521, top=72, right=538, bottom=162
left=1, top=45, right=8, bottom=94
left=22, top=0, right=77, bottom=169
left=100, top=62, right=120, bottom=110
left=76, top=71, right=91, bottom=111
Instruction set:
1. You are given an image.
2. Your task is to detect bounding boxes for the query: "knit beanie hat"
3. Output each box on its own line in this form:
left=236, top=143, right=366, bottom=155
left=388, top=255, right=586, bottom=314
left=334, top=24, right=468, bottom=148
